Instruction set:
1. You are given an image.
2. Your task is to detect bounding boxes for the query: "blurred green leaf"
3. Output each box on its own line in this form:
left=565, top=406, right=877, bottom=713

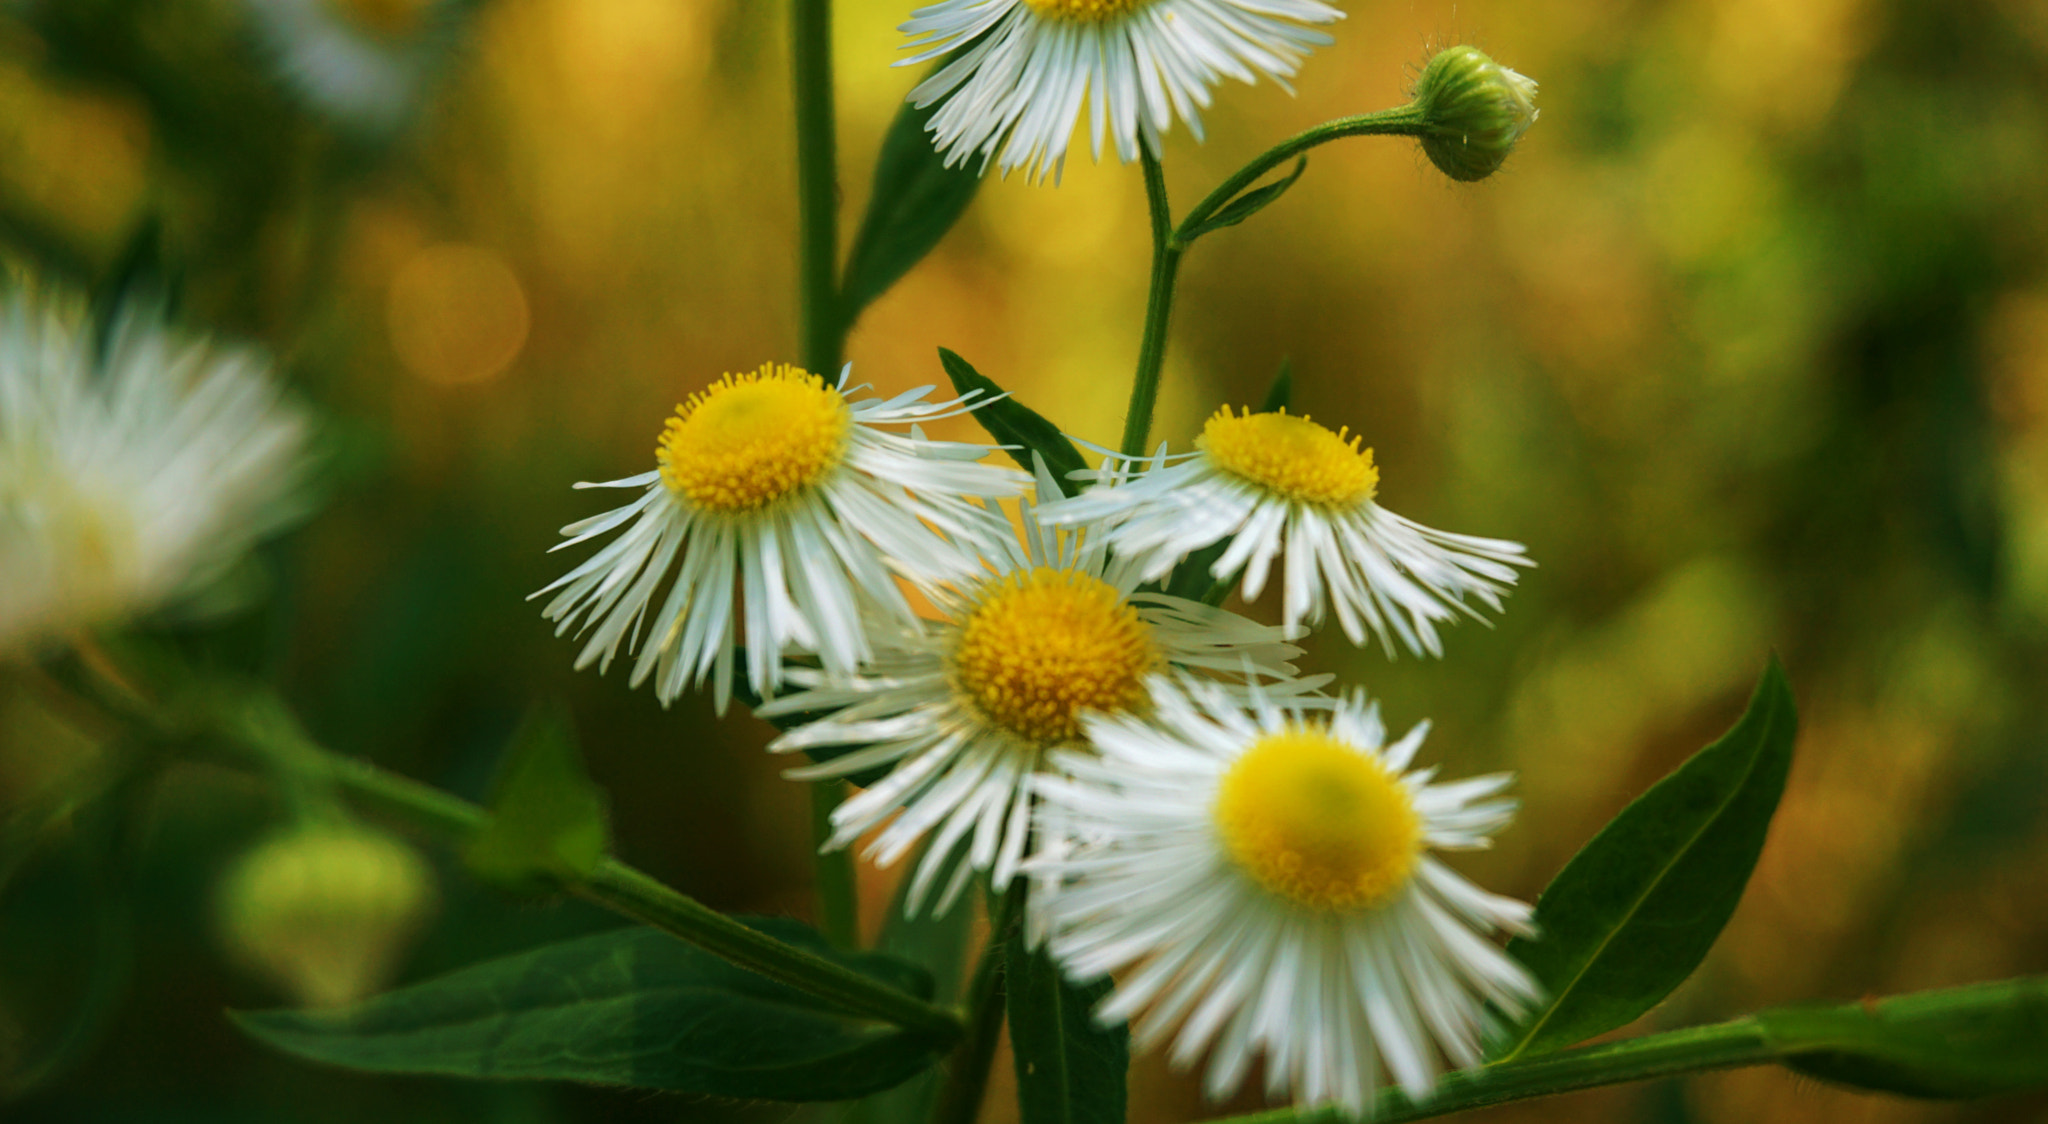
left=839, top=95, right=981, bottom=325
left=1177, top=157, right=1308, bottom=245
left=1763, top=976, right=2048, bottom=1099
left=1006, top=919, right=1127, bottom=1124
left=462, top=702, right=609, bottom=893
left=233, top=919, right=944, bottom=1101
left=1493, top=657, right=1798, bottom=1061
left=938, top=348, right=1089, bottom=497
left=1260, top=358, right=1294, bottom=414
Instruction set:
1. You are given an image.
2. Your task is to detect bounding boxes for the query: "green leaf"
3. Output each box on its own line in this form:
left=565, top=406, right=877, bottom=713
left=839, top=95, right=982, bottom=325
left=1763, top=976, right=2048, bottom=1099
left=938, top=347, right=1089, bottom=497
left=462, top=702, right=610, bottom=892
left=856, top=842, right=978, bottom=1123
left=1178, top=156, right=1309, bottom=244
left=1006, top=920, right=1128, bottom=1124
left=1493, top=657, right=1799, bottom=1061
left=1260, top=358, right=1294, bottom=414
left=234, top=919, right=944, bottom=1102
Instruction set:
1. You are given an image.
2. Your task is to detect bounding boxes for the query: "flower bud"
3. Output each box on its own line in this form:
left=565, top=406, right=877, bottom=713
left=1412, top=46, right=1539, bottom=182
left=215, top=823, right=436, bottom=1007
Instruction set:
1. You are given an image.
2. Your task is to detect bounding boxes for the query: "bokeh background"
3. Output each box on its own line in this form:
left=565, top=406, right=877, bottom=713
left=3, top=0, right=2047, bottom=1121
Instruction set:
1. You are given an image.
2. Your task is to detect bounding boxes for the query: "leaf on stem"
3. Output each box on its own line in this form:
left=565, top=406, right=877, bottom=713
left=1177, top=156, right=1309, bottom=246
left=462, top=702, right=610, bottom=893
left=1764, top=976, right=2048, bottom=1100
left=1260, top=358, right=1294, bottom=414
left=1492, top=656, right=1799, bottom=1061
left=839, top=95, right=982, bottom=326
left=233, top=919, right=945, bottom=1102
left=938, top=348, right=1089, bottom=497
left=1007, top=923, right=1128, bottom=1124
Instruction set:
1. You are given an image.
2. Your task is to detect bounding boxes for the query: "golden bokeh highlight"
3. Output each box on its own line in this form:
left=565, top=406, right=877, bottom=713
left=385, top=242, right=531, bottom=386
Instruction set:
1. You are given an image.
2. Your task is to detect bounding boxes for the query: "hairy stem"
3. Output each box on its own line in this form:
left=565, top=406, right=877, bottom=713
left=1174, top=103, right=1431, bottom=248
left=1119, top=145, right=1183, bottom=459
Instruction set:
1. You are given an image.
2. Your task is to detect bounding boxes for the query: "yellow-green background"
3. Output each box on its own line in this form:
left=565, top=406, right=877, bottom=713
left=2, top=0, right=2045, bottom=1121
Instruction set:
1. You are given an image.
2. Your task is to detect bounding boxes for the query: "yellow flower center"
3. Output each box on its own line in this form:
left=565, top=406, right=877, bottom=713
left=328, top=0, right=430, bottom=38
left=1022, top=0, right=1154, bottom=20
left=1214, top=726, right=1422, bottom=912
left=949, top=568, right=1161, bottom=744
left=1198, top=408, right=1380, bottom=507
left=656, top=363, right=853, bottom=513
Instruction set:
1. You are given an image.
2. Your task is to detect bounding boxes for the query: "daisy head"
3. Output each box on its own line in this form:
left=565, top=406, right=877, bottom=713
left=1038, top=406, right=1533, bottom=657
left=533, top=362, right=1027, bottom=715
left=0, top=287, right=309, bottom=653
left=1031, top=675, right=1540, bottom=1114
left=898, top=0, right=1346, bottom=183
left=245, top=0, right=467, bottom=138
left=758, top=460, right=1328, bottom=915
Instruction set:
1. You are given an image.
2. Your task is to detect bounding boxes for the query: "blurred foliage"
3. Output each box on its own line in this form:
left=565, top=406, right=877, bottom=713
left=1, top=0, right=2046, bottom=1121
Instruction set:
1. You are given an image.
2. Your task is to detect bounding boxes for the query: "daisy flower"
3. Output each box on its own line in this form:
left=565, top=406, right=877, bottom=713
left=533, top=362, right=1027, bottom=715
left=244, top=0, right=470, bottom=138
left=898, top=0, right=1346, bottom=183
left=0, top=288, right=308, bottom=653
left=1031, top=675, right=1539, bottom=1114
left=758, top=460, right=1328, bottom=915
left=1037, top=407, right=1532, bottom=657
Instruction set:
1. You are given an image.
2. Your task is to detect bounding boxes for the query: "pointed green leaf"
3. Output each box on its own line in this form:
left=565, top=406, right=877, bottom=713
left=1007, top=921, right=1128, bottom=1124
left=233, top=920, right=943, bottom=1101
left=839, top=95, right=982, bottom=325
left=1763, top=976, right=2048, bottom=1099
left=938, top=348, right=1089, bottom=497
left=463, top=702, right=610, bottom=892
left=1260, top=359, right=1294, bottom=414
left=1493, top=657, right=1798, bottom=1061
left=1178, top=156, right=1309, bottom=244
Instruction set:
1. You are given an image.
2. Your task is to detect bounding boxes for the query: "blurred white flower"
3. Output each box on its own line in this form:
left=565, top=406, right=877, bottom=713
left=1040, top=408, right=1531, bottom=657
left=1032, top=675, right=1539, bottom=1114
left=0, top=288, right=309, bottom=653
left=534, top=362, right=1027, bottom=715
left=899, top=0, right=1345, bottom=183
left=244, top=0, right=467, bottom=137
left=759, top=460, right=1327, bottom=916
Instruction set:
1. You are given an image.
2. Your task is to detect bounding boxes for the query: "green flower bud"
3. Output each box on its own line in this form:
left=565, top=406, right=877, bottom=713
left=1412, top=46, right=1540, bottom=182
left=215, top=823, right=436, bottom=1007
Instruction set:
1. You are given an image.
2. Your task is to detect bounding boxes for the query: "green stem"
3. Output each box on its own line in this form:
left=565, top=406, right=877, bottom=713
left=810, top=780, right=860, bottom=949
left=792, top=0, right=841, bottom=377
left=1118, top=144, right=1182, bottom=460
left=1174, top=103, right=1431, bottom=248
left=211, top=709, right=963, bottom=1044
left=928, top=882, right=1023, bottom=1124
left=1216, top=1016, right=1781, bottom=1123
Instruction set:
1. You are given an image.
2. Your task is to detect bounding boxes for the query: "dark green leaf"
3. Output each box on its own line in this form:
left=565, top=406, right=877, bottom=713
left=1162, top=539, right=1233, bottom=604
left=462, top=702, right=610, bottom=892
left=1764, top=976, right=2048, bottom=1099
left=1260, top=359, right=1294, bottom=414
left=857, top=841, right=978, bottom=1123
left=1179, top=157, right=1309, bottom=244
left=234, top=919, right=944, bottom=1102
left=839, top=94, right=982, bottom=324
left=1493, top=657, right=1798, bottom=1061
left=1007, top=919, right=1127, bottom=1124
left=938, top=348, right=1089, bottom=497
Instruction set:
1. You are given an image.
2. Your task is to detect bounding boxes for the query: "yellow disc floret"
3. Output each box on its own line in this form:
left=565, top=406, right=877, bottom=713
left=1023, top=0, right=1154, bottom=20
left=657, top=363, right=853, bottom=513
left=1198, top=407, right=1380, bottom=508
left=950, top=568, right=1161, bottom=744
left=1214, top=725, right=1423, bottom=912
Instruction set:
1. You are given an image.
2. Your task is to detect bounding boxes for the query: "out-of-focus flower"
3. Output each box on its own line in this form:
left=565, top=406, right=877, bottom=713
left=0, top=288, right=308, bottom=654
left=1411, top=45, right=1540, bottom=183
left=243, top=0, right=470, bottom=138
left=898, top=0, right=1345, bottom=184
left=215, top=823, right=437, bottom=1007
left=1040, top=408, right=1530, bottom=657
left=534, top=362, right=1027, bottom=715
left=1031, top=675, right=1539, bottom=1114
left=759, top=460, right=1328, bottom=915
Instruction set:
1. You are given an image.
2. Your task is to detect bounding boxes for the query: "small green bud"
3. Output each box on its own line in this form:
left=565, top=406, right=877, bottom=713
left=1412, top=46, right=1540, bottom=182
left=215, top=824, right=436, bottom=1007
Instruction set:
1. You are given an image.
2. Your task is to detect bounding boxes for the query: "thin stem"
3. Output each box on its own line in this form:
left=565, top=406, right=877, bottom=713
left=810, top=780, right=860, bottom=948
left=1118, top=144, right=1183, bottom=460
left=1174, top=103, right=1431, bottom=248
left=1216, top=1016, right=1781, bottom=1123
left=928, top=882, right=1024, bottom=1124
left=792, top=0, right=841, bottom=376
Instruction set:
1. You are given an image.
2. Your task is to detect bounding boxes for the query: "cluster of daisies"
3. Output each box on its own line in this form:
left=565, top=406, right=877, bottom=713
left=539, top=361, right=1540, bottom=1114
